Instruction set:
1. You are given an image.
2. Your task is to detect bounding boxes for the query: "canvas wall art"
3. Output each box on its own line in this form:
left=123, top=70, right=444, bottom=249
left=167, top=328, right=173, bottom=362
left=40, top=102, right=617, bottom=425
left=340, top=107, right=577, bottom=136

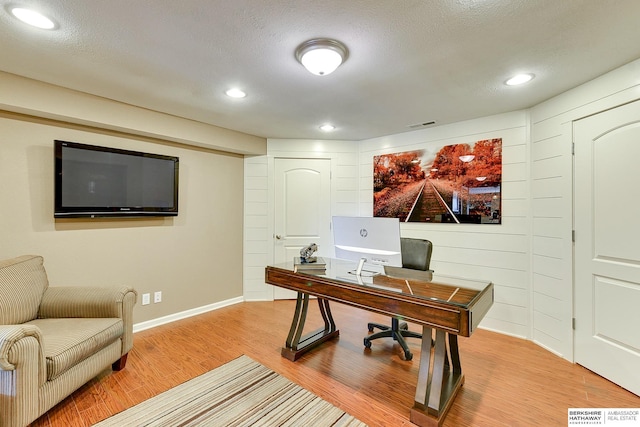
left=373, top=138, right=502, bottom=224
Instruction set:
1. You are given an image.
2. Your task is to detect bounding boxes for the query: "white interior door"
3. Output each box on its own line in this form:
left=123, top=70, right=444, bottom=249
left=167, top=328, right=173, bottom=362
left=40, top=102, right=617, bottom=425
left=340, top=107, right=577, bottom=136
left=574, top=99, right=640, bottom=396
left=274, top=158, right=331, bottom=299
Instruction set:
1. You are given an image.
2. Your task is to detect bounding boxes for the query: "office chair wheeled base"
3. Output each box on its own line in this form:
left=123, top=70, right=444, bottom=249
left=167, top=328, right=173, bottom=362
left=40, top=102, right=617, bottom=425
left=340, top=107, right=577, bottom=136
left=364, top=317, right=422, bottom=360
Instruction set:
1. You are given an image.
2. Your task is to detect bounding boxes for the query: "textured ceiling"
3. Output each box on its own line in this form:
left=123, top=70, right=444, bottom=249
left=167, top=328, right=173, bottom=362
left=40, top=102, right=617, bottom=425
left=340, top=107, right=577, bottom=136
left=2, top=0, right=640, bottom=141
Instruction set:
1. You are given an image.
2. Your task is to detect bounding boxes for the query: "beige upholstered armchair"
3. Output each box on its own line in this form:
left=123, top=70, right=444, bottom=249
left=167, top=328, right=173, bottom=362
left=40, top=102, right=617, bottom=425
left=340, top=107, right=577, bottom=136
left=0, top=255, right=137, bottom=427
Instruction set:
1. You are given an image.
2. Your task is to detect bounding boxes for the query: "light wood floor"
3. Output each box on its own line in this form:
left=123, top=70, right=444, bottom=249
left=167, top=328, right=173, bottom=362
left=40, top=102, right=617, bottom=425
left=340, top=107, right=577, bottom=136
left=32, top=300, right=640, bottom=427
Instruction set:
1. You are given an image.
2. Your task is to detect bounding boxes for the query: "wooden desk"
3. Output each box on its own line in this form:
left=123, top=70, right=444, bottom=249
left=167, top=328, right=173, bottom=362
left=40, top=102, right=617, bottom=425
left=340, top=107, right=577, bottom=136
left=265, top=258, right=494, bottom=427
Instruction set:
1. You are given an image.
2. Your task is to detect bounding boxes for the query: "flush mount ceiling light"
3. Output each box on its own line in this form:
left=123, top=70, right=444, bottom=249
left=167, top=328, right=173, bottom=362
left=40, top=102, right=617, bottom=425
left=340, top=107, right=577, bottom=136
left=319, top=123, right=335, bottom=132
left=10, top=7, right=56, bottom=29
left=505, top=73, right=535, bottom=86
left=225, top=88, right=246, bottom=98
left=295, top=38, right=349, bottom=76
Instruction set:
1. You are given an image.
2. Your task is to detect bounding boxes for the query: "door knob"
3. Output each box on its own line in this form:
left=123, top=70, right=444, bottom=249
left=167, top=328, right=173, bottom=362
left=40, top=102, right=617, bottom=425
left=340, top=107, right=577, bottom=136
left=275, top=235, right=282, bottom=240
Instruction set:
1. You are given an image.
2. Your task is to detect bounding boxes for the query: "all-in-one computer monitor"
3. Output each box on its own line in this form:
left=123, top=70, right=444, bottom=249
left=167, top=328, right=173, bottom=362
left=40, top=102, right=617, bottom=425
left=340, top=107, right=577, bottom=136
left=332, top=216, right=402, bottom=276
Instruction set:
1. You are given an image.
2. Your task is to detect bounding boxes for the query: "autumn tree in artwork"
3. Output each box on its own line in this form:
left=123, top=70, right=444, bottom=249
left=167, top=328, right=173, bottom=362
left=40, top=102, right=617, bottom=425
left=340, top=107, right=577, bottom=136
left=374, top=151, right=425, bottom=191
left=430, top=139, right=502, bottom=187
left=373, top=151, right=427, bottom=220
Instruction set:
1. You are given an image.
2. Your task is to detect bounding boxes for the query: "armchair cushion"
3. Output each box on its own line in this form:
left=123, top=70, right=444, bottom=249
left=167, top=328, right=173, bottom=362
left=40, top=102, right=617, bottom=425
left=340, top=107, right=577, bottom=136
left=0, top=255, right=48, bottom=325
left=24, top=318, right=123, bottom=381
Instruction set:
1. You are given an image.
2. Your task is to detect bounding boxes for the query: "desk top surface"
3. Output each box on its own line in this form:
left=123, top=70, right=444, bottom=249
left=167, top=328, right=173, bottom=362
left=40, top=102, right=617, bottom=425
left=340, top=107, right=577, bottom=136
left=269, top=258, right=492, bottom=309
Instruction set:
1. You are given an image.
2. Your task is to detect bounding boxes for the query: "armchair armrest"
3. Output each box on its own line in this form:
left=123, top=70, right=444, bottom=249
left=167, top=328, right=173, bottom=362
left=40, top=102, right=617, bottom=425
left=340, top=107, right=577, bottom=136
left=0, top=325, right=47, bottom=426
left=0, top=324, right=44, bottom=371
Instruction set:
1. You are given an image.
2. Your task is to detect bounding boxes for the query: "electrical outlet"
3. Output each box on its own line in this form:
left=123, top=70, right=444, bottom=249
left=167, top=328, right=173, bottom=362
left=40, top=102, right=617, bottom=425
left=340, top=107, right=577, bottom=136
left=142, top=293, right=150, bottom=305
left=154, top=291, right=162, bottom=303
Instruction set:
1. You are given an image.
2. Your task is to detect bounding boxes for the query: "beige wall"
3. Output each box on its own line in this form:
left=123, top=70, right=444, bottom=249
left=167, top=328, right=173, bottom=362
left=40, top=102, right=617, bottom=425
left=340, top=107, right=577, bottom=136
left=0, top=73, right=267, bottom=326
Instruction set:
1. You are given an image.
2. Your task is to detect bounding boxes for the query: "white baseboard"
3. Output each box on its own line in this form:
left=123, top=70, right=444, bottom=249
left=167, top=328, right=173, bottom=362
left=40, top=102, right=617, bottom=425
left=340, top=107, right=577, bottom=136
left=478, top=325, right=527, bottom=340
left=532, top=338, right=565, bottom=359
left=133, top=296, right=244, bottom=333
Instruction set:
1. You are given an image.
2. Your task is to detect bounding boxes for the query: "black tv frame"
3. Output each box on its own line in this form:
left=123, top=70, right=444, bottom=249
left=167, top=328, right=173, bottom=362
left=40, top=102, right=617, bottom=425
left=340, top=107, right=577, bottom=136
left=54, top=140, right=179, bottom=218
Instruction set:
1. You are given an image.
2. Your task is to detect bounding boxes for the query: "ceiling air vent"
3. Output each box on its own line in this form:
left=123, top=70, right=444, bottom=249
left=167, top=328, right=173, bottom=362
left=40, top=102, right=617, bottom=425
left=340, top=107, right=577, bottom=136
left=408, top=121, right=436, bottom=129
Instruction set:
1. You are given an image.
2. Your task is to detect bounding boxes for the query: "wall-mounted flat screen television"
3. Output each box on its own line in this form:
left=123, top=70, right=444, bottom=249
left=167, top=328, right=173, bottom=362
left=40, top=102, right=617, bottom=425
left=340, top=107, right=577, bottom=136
left=54, top=140, right=179, bottom=218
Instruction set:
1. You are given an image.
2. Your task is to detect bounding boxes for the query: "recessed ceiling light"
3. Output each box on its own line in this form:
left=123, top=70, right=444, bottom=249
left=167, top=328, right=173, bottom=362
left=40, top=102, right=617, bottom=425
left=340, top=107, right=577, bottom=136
left=319, top=124, right=335, bottom=132
left=505, top=73, right=534, bottom=86
left=225, top=88, right=246, bottom=98
left=11, top=7, right=56, bottom=29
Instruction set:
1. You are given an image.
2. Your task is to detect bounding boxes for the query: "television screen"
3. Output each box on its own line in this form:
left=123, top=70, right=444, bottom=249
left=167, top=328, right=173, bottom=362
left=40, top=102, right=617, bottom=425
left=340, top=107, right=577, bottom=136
left=54, top=140, right=179, bottom=218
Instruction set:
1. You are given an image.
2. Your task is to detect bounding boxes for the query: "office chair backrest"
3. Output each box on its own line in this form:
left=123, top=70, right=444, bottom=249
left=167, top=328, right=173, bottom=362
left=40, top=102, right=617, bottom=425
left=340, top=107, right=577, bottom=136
left=400, top=238, right=432, bottom=271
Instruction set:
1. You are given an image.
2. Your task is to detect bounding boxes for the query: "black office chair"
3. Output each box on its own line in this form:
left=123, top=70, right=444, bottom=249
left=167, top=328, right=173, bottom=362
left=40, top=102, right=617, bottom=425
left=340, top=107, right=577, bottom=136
left=364, top=237, right=433, bottom=360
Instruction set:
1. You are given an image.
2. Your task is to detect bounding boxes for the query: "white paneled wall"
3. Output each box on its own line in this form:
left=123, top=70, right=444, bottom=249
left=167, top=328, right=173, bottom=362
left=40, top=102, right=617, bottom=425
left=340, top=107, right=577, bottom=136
left=244, top=155, right=270, bottom=301
left=529, top=58, right=640, bottom=359
left=243, top=140, right=359, bottom=300
left=243, top=115, right=532, bottom=339
left=359, top=112, right=530, bottom=338
left=242, top=57, right=640, bottom=361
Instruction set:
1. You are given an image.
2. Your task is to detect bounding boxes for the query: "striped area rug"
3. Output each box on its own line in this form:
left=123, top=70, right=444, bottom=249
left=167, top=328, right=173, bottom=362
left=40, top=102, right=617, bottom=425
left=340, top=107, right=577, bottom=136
left=93, top=355, right=367, bottom=426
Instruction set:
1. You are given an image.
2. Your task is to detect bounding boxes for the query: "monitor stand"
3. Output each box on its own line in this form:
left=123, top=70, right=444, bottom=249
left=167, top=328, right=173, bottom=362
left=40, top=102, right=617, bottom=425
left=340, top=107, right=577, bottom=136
left=348, top=257, right=380, bottom=277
